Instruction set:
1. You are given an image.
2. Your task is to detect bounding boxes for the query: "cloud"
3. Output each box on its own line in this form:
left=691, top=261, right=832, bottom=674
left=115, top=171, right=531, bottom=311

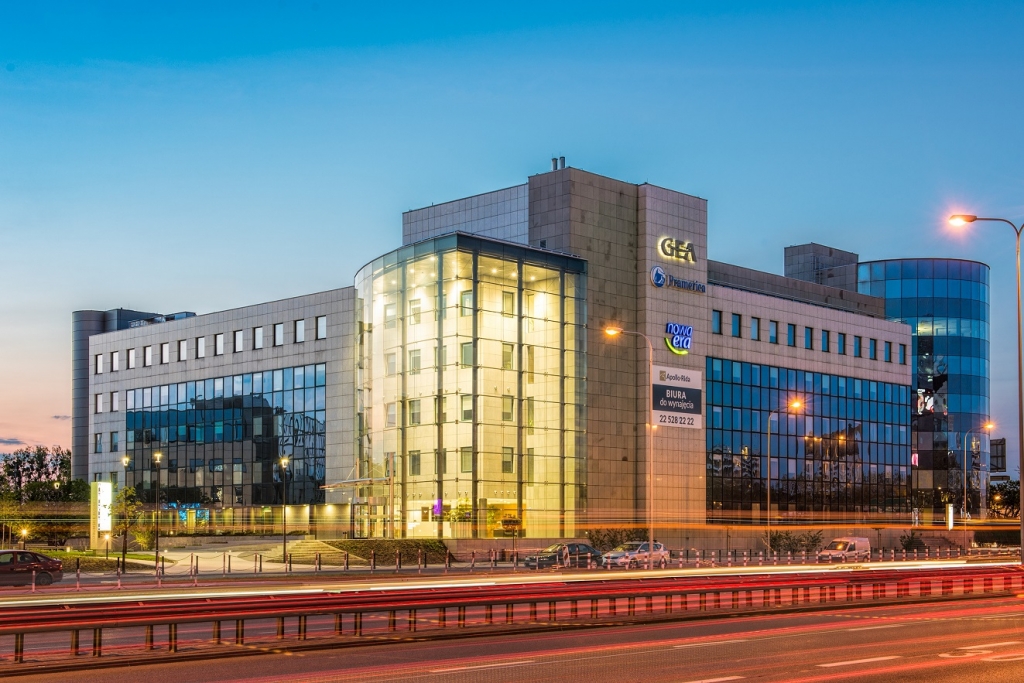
left=51, top=415, right=71, bottom=421
left=0, top=437, right=25, bottom=446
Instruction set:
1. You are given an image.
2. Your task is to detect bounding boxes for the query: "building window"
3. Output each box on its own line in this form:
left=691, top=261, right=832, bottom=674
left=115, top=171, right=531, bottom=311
left=787, top=324, right=796, bottom=347
left=821, top=330, right=830, bottom=353
left=853, top=336, right=862, bottom=358
left=502, top=395, right=514, bottom=421
left=111, top=392, right=119, bottom=412
left=731, top=313, right=741, bottom=338
left=295, top=320, right=305, bottom=343
left=884, top=341, right=892, bottom=363
left=461, top=394, right=473, bottom=421
left=409, top=451, right=421, bottom=477
left=751, top=317, right=761, bottom=341
left=769, top=321, right=778, bottom=344
left=95, top=393, right=104, bottom=414
left=869, top=338, right=878, bottom=360
left=837, top=333, right=846, bottom=355
left=409, top=399, right=421, bottom=425
left=804, top=327, right=813, bottom=350
left=254, top=327, right=264, bottom=349
left=385, top=353, right=397, bottom=375
left=899, top=343, right=907, bottom=365
left=502, top=447, right=514, bottom=474
left=234, top=330, right=244, bottom=352
left=316, top=315, right=327, bottom=339
left=161, top=342, right=170, bottom=364
left=274, top=323, right=284, bottom=346
left=384, top=303, right=397, bottom=329
left=95, top=354, right=104, bottom=374
left=502, top=343, right=514, bottom=370
left=215, top=333, right=224, bottom=356
left=502, top=291, right=515, bottom=317
left=460, top=447, right=473, bottom=473
left=712, top=310, right=722, bottom=334
left=128, top=348, right=137, bottom=369
left=385, top=402, right=397, bottom=427
left=408, top=349, right=421, bottom=375
left=408, top=299, right=421, bottom=325
left=461, top=342, right=474, bottom=367
left=144, top=346, right=153, bottom=366
left=196, top=337, right=206, bottom=358
left=460, top=290, right=474, bottom=316
left=112, top=351, right=121, bottom=371
left=94, top=433, right=102, bottom=454
left=110, top=432, right=119, bottom=453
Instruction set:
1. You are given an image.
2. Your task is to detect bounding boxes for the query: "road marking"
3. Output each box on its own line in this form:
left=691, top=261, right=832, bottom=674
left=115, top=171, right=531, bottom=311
left=676, top=677, right=744, bottom=683
left=431, top=660, right=535, bottom=672
left=847, top=624, right=906, bottom=631
left=958, top=641, right=1021, bottom=649
left=818, top=656, right=900, bottom=668
left=674, top=639, right=748, bottom=649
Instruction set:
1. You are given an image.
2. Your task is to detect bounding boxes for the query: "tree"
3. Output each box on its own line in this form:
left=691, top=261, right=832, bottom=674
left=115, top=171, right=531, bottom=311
left=113, top=486, right=143, bottom=565
left=989, top=481, right=1020, bottom=519
left=0, top=492, right=18, bottom=548
left=0, top=445, right=73, bottom=503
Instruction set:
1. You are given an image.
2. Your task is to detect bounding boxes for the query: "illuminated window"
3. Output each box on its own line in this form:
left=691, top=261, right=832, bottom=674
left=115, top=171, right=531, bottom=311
left=502, top=447, right=514, bottom=474
left=502, top=395, right=514, bottom=421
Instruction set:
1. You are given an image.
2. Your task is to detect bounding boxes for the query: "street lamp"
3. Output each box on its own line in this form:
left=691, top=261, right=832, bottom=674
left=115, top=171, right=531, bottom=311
left=604, top=326, right=657, bottom=569
left=279, top=456, right=290, bottom=568
left=950, top=214, right=1024, bottom=559
left=962, top=422, right=994, bottom=552
left=767, top=399, right=803, bottom=554
left=153, top=451, right=162, bottom=573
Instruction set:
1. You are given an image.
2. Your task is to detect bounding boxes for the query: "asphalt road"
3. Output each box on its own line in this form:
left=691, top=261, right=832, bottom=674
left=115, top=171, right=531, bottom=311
left=12, top=593, right=1024, bottom=682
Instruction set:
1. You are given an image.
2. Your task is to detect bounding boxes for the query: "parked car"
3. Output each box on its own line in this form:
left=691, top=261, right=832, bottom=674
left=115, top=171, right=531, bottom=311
left=817, top=537, right=871, bottom=563
left=524, top=543, right=603, bottom=569
left=601, top=541, right=670, bottom=569
left=0, top=550, right=63, bottom=586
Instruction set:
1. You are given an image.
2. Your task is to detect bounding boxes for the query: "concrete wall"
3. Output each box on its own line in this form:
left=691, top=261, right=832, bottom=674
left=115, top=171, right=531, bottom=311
left=402, top=184, right=528, bottom=246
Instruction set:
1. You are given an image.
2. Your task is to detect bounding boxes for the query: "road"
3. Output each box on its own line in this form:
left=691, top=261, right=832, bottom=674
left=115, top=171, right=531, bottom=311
left=11, top=593, right=1024, bottom=682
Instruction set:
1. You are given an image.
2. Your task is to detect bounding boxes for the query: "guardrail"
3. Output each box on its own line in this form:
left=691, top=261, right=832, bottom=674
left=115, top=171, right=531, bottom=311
left=3, top=566, right=1022, bottom=665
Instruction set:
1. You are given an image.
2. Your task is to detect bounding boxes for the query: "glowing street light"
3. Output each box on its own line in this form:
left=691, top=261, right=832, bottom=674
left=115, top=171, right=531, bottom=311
left=949, top=212, right=1024, bottom=559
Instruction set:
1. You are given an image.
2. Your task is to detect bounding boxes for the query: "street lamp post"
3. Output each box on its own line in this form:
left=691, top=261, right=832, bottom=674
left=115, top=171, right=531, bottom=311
left=604, top=326, right=656, bottom=569
left=949, top=214, right=1024, bottom=559
left=962, top=422, right=994, bottom=552
left=766, top=399, right=802, bottom=555
left=153, top=451, right=162, bottom=573
left=280, top=456, right=289, bottom=569
left=121, top=455, right=130, bottom=565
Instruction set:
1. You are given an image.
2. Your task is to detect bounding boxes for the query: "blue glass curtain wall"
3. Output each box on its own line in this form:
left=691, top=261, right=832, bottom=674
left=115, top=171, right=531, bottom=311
left=123, top=363, right=327, bottom=507
left=706, top=357, right=912, bottom=523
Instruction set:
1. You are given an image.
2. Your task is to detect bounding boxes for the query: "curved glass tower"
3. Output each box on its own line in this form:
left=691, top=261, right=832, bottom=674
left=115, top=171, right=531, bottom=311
left=857, top=259, right=991, bottom=519
left=354, top=233, right=587, bottom=539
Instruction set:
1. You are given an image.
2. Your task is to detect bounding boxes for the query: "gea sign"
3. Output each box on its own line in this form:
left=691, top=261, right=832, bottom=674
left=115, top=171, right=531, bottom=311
left=659, top=237, right=696, bottom=263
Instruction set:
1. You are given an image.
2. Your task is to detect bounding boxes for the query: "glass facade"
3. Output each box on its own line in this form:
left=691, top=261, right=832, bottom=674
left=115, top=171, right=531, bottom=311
left=124, top=363, right=327, bottom=507
left=354, top=234, right=587, bottom=540
left=857, top=259, right=991, bottom=517
left=706, top=357, right=912, bottom=523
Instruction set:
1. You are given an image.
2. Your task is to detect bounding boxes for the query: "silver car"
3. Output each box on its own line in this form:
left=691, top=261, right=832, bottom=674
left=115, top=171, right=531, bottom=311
left=601, top=541, right=669, bottom=568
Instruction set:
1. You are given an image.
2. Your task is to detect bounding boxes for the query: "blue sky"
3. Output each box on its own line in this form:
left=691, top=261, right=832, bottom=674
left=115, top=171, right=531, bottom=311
left=2, top=1, right=1023, bottom=468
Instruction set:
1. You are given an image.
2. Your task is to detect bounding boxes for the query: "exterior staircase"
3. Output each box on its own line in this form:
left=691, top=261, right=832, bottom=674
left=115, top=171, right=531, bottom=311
left=265, top=540, right=365, bottom=565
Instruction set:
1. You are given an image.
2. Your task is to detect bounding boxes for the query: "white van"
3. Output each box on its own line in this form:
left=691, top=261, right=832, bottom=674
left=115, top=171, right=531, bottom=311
left=817, top=537, right=871, bottom=563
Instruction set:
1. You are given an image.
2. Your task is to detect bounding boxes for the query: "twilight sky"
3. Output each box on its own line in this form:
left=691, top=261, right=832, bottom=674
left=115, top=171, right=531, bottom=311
left=1, top=1, right=1023, bottom=469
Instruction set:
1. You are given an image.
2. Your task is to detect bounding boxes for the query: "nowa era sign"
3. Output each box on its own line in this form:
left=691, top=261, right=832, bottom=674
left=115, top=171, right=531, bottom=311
left=652, top=365, right=702, bottom=429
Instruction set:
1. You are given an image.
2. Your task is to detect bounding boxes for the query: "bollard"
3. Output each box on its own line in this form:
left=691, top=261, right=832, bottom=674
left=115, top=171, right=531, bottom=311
left=335, top=614, right=343, bottom=635
left=396, top=550, right=401, bottom=572
left=316, top=552, right=321, bottom=572
left=254, top=554, right=258, bottom=575
left=223, top=552, right=227, bottom=577
left=471, top=550, right=475, bottom=572
left=145, top=625, right=154, bottom=650
left=116, top=565, right=121, bottom=590
left=277, top=617, right=285, bottom=639
left=743, top=550, right=748, bottom=566
left=354, top=613, right=362, bottom=636
left=14, top=633, right=24, bottom=663
left=213, top=621, right=221, bottom=644
left=288, top=553, right=293, bottom=572
left=169, top=623, right=178, bottom=653
left=678, top=551, right=683, bottom=569
left=92, top=628, right=102, bottom=657
left=71, top=629, right=79, bottom=656
left=228, top=554, right=231, bottom=573
left=32, top=569, right=36, bottom=593
left=438, top=607, right=446, bottom=628
left=801, top=550, right=806, bottom=564
left=445, top=550, right=451, bottom=573
left=236, top=620, right=245, bottom=645
left=193, top=559, right=198, bottom=587
left=344, top=551, right=349, bottom=572
left=76, top=559, right=81, bottom=591
left=298, top=615, right=307, bottom=641
left=459, top=605, right=466, bottom=627
left=418, top=549, right=423, bottom=574
left=371, top=550, right=376, bottom=573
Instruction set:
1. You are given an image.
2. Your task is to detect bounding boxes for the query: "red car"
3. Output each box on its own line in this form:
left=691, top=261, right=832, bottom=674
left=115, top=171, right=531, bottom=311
left=0, top=550, right=63, bottom=586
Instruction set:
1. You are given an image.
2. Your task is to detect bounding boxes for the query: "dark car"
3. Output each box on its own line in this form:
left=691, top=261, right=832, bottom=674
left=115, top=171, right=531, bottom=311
left=524, top=543, right=602, bottom=569
left=0, top=550, right=64, bottom=586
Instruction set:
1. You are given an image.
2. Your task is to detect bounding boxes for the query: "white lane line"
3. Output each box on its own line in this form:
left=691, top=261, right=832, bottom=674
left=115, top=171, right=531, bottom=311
left=431, top=660, right=535, bottom=673
left=818, top=656, right=901, bottom=668
left=676, top=677, right=744, bottom=683
left=674, top=639, right=748, bottom=649
left=958, top=641, right=1022, bottom=649
left=847, top=624, right=906, bottom=631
